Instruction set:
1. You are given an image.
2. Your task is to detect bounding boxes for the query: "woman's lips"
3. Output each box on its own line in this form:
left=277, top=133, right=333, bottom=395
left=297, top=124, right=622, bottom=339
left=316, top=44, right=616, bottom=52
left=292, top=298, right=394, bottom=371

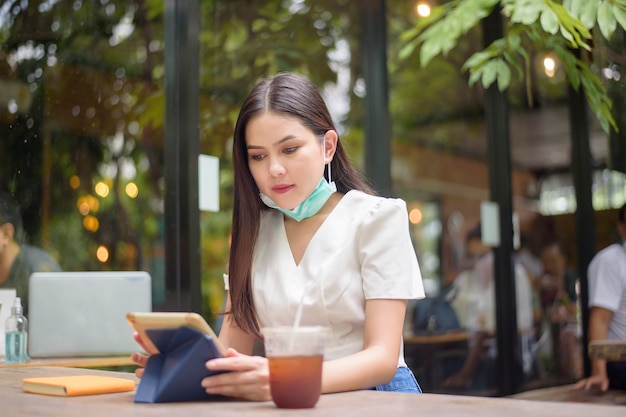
left=272, top=184, right=293, bottom=194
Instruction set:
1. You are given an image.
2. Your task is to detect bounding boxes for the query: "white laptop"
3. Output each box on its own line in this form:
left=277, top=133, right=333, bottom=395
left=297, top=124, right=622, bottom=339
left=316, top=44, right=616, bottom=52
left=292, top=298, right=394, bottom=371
left=28, top=271, right=152, bottom=358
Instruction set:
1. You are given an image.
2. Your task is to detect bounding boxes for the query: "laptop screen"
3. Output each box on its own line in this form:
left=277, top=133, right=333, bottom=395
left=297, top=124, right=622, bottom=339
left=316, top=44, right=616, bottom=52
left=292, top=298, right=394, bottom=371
left=28, top=271, right=152, bottom=358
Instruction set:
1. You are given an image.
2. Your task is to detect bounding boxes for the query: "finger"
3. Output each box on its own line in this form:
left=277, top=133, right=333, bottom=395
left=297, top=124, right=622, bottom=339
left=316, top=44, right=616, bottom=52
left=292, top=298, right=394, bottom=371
left=207, top=355, right=266, bottom=372
left=225, top=348, right=241, bottom=357
left=202, top=376, right=270, bottom=401
left=206, top=383, right=271, bottom=402
left=135, top=368, right=144, bottom=378
left=133, top=332, right=151, bottom=353
left=131, top=351, right=148, bottom=367
left=202, top=364, right=270, bottom=396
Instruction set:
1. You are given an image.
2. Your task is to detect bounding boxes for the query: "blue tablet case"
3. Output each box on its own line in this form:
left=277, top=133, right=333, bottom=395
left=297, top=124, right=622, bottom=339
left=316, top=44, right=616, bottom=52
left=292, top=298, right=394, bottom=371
left=134, top=326, right=226, bottom=403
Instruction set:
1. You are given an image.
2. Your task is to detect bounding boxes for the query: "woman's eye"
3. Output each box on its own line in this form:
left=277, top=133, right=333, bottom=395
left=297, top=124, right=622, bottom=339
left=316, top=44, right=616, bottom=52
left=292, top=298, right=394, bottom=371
left=284, top=146, right=297, bottom=154
left=249, top=154, right=265, bottom=161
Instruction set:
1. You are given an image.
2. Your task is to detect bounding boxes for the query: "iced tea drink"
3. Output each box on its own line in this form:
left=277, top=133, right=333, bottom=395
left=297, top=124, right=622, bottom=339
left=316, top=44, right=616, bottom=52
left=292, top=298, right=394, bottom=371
left=262, top=326, right=327, bottom=409
left=268, top=354, right=323, bottom=408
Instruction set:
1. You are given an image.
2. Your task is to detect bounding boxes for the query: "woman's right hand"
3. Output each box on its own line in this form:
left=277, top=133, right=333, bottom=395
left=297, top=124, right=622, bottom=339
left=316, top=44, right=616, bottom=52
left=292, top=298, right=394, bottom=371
left=130, top=331, right=150, bottom=378
left=573, top=373, right=610, bottom=392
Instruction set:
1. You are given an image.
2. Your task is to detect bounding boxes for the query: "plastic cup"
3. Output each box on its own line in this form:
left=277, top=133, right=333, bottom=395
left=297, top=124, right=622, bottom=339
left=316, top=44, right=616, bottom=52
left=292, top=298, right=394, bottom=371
left=262, top=326, right=327, bottom=409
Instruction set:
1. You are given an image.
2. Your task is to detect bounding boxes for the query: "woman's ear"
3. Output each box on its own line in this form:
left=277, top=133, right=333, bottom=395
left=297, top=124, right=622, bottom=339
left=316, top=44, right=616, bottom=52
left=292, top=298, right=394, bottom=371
left=323, top=130, right=338, bottom=163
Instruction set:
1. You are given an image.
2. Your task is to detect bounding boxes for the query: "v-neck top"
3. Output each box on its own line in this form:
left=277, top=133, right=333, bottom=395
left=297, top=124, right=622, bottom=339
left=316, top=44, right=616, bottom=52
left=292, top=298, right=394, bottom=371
left=251, top=190, right=424, bottom=365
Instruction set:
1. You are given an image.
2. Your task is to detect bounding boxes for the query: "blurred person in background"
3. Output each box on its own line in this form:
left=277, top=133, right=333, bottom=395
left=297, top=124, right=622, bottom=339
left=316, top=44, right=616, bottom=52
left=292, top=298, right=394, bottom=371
left=575, top=203, right=626, bottom=391
left=443, top=225, right=535, bottom=390
left=0, top=191, right=62, bottom=314
left=536, top=240, right=582, bottom=379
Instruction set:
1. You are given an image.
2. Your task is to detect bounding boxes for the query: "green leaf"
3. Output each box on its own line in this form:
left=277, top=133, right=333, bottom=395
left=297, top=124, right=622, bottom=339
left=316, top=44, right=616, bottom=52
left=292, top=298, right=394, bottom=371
left=540, top=7, right=560, bottom=34
left=419, top=36, right=442, bottom=66
left=564, top=0, right=583, bottom=18
left=398, top=40, right=418, bottom=61
left=579, top=0, right=598, bottom=28
left=481, top=61, right=498, bottom=88
left=559, top=24, right=576, bottom=46
left=554, top=45, right=581, bottom=89
left=509, top=0, right=545, bottom=25
left=495, top=59, right=511, bottom=91
left=507, top=32, right=521, bottom=49
left=613, top=5, right=626, bottom=30
left=503, top=50, right=524, bottom=79
left=399, top=4, right=450, bottom=42
left=598, top=1, right=617, bottom=39
left=463, top=50, right=491, bottom=71
left=546, top=0, right=592, bottom=49
left=468, top=68, right=482, bottom=86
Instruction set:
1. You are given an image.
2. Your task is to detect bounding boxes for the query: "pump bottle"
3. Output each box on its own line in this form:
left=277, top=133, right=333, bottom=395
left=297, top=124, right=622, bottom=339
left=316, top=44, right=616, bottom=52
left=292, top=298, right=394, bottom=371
left=5, top=297, right=29, bottom=364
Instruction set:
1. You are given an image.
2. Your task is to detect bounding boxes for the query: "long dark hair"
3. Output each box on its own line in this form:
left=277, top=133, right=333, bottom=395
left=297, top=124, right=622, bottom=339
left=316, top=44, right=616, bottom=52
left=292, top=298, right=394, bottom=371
left=228, top=72, right=374, bottom=338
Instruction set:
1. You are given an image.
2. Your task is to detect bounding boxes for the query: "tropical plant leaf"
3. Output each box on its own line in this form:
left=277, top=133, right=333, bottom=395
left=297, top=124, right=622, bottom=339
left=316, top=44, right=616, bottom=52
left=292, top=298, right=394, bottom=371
left=495, top=59, right=512, bottom=91
left=540, top=7, right=560, bottom=34
left=615, top=4, right=626, bottom=29
left=506, top=0, right=544, bottom=25
left=554, top=44, right=617, bottom=132
left=416, top=0, right=499, bottom=66
left=563, top=0, right=583, bottom=18
left=597, top=1, right=617, bottom=39
left=481, top=61, right=498, bottom=87
left=399, top=0, right=620, bottom=134
left=547, top=0, right=592, bottom=49
left=399, top=39, right=419, bottom=61
left=503, top=50, right=524, bottom=79
left=578, top=0, right=598, bottom=28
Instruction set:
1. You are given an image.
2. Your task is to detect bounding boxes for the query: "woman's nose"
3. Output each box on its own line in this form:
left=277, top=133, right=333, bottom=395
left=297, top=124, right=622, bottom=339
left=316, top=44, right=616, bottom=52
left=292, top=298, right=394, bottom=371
left=268, top=158, right=286, bottom=177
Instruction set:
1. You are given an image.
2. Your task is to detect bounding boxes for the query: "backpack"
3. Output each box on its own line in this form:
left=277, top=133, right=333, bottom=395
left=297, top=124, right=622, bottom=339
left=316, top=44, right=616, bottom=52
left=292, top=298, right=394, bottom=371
left=412, top=286, right=461, bottom=334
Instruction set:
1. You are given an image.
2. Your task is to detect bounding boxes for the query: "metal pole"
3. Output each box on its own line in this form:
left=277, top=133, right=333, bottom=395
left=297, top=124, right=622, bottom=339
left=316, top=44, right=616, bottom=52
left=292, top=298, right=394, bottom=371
left=568, top=81, right=595, bottom=378
left=483, top=7, right=522, bottom=396
left=164, top=0, right=202, bottom=312
left=361, top=0, right=392, bottom=196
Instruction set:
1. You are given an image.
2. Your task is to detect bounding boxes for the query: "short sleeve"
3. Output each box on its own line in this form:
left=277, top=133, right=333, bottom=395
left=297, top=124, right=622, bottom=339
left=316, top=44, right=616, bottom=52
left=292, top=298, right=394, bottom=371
left=588, top=249, right=623, bottom=312
left=357, top=197, right=424, bottom=300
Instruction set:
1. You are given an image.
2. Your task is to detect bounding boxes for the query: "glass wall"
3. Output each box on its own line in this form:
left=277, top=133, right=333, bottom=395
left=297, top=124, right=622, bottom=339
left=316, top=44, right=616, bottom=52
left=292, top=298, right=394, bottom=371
left=387, top=0, right=625, bottom=395
left=2, top=0, right=624, bottom=397
left=0, top=2, right=168, bottom=306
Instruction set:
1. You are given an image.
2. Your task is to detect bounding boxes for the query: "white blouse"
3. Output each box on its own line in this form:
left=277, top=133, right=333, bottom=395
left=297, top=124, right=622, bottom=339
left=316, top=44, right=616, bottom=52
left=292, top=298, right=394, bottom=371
left=251, top=190, right=424, bottom=366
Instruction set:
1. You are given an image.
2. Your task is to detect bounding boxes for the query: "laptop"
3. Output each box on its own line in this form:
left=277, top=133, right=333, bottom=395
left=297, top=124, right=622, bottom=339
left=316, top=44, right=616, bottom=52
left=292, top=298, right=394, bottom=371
left=28, top=271, right=152, bottom=358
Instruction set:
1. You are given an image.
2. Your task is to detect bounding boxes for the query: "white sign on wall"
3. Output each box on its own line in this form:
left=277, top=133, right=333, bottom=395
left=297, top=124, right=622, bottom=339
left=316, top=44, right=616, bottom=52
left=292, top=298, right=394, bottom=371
left=198, top=154, right=219, bottom=212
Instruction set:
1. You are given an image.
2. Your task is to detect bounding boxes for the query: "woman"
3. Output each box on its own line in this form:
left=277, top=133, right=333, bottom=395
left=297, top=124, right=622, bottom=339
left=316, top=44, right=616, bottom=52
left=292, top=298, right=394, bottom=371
left=133, top=72, right=424, bottom=399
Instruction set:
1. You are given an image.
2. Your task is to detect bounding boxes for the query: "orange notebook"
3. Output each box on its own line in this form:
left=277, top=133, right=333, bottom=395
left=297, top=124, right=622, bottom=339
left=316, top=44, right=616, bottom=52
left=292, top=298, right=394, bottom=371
left=22, top=375, right=136, bottom=397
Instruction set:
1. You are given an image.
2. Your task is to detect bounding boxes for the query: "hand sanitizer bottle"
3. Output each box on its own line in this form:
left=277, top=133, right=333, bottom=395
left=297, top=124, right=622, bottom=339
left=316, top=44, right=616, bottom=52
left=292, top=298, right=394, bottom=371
left=5, top=297, right=29, bottom=364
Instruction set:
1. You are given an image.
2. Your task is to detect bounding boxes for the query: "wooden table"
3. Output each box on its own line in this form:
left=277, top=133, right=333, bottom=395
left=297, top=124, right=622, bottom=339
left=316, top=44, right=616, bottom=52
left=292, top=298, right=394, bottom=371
left=0, top=356, right=136, bottom=369
left=3, top=366, right=623, bottom=417
left=588, top=339, right=626, bottom=361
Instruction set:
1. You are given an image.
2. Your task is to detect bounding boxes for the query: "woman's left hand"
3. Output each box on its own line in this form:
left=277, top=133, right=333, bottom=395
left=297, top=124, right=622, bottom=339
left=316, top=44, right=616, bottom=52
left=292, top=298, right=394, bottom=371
left=130, top=332, right=151, bottom=378
left=201, top=348, right=271, bottom=401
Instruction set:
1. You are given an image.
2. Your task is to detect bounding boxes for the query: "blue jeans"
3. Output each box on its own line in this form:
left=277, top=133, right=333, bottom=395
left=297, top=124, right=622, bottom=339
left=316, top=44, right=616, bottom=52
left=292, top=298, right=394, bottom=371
left=371, top=367, right=422, bottom=393
left=607, top=361, right=626, bottom=390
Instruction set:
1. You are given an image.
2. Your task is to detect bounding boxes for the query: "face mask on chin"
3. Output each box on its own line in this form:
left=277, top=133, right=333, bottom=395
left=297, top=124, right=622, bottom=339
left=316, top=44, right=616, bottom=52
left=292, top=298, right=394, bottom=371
left=260, top=177, right=337, bottom=222
left=259, top=137, right=337, bottom=222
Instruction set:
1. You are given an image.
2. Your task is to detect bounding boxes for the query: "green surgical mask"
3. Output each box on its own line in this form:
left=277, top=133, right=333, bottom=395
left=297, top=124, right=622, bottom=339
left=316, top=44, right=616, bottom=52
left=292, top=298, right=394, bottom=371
left=260, top=177, right=336, bottom=222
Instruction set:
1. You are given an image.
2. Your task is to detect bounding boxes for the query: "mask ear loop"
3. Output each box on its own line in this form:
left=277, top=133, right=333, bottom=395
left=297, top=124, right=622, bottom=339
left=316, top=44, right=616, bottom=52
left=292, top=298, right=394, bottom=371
left=323, top=137, right=337, bottom=192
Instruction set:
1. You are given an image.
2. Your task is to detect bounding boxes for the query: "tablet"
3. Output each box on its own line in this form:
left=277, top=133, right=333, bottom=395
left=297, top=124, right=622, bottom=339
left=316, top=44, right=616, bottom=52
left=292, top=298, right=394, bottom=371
left=126, top=312, right=226, bottom=356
